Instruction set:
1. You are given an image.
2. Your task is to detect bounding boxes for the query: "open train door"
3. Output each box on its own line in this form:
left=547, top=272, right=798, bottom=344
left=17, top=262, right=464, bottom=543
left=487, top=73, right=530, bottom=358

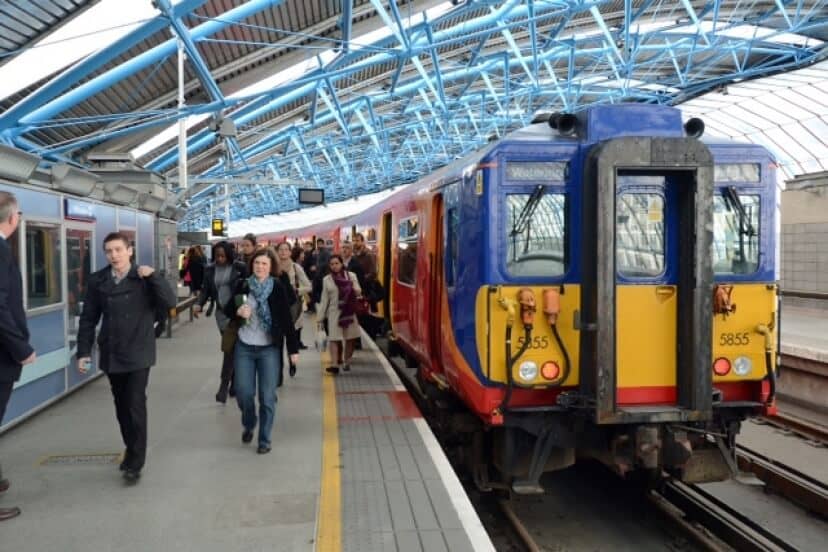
left=580, top=137, right=715, bottom=425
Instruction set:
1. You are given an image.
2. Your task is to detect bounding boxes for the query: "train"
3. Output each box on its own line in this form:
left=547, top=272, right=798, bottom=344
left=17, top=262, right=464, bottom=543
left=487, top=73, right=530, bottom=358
left=244, top=103, right=781, bottom=493
left=0, top=156, right=177, bottom=432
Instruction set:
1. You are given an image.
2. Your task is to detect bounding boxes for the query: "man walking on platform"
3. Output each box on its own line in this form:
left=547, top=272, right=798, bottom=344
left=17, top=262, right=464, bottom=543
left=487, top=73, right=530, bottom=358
left=77, top=232, right=176, bottom=483
left=0, top=191, right=35, bottom=521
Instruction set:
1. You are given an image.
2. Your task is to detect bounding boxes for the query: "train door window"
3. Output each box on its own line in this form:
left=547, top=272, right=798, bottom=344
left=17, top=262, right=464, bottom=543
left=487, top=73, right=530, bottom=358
left=397, top=216, right=419, bottom=286
left=713, top=192, right=760, bottom=274
left=446, top=207, right=459, bottom=287
left=66, top=227, right=93, bottom=353
left=615, top=193, right=665, bottom=277
left=25, top=221, right=63, bottom=309
left=505, top=192, right=566, bottom=277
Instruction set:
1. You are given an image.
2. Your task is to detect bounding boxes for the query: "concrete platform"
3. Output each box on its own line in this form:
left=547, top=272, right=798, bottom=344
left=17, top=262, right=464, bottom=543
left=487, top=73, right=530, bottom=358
left=782, top=305, right=828, bottom=362
left=0, top=315, right=492, bottom=551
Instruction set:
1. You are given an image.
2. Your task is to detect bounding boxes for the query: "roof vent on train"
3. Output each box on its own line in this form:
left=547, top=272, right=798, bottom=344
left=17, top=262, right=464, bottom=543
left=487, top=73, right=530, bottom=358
left=684, top=117, right=705, bottom=138
left=548, top=112, right=578, bottom=137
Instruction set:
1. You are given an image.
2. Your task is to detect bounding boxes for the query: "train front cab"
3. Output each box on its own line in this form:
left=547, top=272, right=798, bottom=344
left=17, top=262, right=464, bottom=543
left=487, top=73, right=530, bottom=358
left=473, top=118, right=777, bottom=492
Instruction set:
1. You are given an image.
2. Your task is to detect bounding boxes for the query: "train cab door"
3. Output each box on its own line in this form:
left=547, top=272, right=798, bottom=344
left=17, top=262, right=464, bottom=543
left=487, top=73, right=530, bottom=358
left=614, top=175, right=678, bottom=405
left=581, top=137, right=714, bottom=424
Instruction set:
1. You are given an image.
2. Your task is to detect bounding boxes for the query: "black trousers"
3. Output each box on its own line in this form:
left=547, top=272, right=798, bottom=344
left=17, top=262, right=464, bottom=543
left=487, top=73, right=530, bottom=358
left=0, top=380, right=12, bottom=425
left=107, top=368, right=150, bottom=471
left=0, top=380, right=12, bottom=482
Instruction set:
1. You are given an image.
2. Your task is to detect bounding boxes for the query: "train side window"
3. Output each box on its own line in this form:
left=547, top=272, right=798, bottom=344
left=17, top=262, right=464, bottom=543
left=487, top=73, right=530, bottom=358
left=446, top=207, right=459, bottom=287
left=25, top=221, right=63, bottom=309
left=397, top=216, right=419, bottom=286
left=616, top=193, right=664, bottom=277
left=713, top=193, right=760, bottom=274
left=505, top=193, right=566, bottom=277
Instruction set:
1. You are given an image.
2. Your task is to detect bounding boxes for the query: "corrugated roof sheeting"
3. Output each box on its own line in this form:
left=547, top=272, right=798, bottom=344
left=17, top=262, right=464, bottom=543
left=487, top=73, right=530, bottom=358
left=0, top=0, right=96, bottom=64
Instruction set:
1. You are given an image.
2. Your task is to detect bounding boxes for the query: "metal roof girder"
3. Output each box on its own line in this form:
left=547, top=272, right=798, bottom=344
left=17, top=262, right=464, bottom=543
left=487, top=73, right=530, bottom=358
left=423, top=21, right=448, bottom=110
left=318, top=82, right=352, bottom=139
left=154, top=0, right=224, bottom=103
left=0, top=0, right=212, bottom=133
left=13, top=0, right=283, bottom=134
left=679, top=0, right=712, bottom=46
left=493, top=6, right=538, bottom=88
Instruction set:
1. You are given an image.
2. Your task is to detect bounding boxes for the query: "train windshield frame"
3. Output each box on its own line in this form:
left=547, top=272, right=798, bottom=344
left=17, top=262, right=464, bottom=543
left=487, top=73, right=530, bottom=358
left=504, top=189, right=567, bottom=278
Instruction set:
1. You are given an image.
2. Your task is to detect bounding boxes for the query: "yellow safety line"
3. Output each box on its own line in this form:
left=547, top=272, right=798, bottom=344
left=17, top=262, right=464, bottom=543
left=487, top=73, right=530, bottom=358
left=316, top=350, right=341, bottom=552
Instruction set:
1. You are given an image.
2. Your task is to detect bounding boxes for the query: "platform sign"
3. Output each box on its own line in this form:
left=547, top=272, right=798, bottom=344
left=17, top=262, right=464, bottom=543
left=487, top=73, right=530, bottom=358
left=211, top=218, right=225, bottom=237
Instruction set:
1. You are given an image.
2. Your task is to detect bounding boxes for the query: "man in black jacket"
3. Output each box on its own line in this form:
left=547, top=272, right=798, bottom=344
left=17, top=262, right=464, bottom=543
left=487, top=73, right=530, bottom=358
left=0, top=191, right=35, bottom=521
left=77, top=232, right=176, bottom=483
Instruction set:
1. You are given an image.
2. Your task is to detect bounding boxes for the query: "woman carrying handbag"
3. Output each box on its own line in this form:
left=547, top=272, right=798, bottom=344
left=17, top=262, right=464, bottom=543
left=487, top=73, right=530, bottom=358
left=317, top=254, right=362, bottom=374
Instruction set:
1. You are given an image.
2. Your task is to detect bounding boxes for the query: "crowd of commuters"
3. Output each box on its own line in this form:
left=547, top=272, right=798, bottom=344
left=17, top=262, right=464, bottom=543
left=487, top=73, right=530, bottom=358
left=0, top=199, right=383, bottom=515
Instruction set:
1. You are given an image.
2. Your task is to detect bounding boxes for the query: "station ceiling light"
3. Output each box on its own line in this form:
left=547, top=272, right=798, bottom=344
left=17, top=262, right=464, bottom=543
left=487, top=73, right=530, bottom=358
left=0, top=144, right=40, bottom=183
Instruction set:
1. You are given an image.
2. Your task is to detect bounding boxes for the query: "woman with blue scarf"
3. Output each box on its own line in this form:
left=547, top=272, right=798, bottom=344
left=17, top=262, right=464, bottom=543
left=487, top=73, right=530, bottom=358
left=224, top=249, right=299, bottom=454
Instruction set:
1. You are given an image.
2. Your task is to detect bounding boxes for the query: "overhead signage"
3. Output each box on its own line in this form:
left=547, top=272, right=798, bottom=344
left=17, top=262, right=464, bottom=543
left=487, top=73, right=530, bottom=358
left=64, top=198, right=96, bottom=221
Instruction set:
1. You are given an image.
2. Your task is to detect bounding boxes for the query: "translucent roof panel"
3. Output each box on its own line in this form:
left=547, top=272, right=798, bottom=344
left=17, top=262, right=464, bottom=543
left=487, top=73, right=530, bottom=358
left=679, top=60, right=828, bottom=184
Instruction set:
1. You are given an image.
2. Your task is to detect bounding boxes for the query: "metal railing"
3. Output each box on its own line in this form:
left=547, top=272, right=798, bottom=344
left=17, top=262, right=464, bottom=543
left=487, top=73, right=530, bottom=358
left=780, top=289, right=828, bottom=301
left=165, top=296, right=199, bottom=338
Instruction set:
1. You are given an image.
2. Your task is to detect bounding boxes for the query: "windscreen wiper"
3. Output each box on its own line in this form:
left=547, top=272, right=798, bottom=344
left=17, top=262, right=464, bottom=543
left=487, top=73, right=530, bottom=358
left=723, top=186, right=756, bottom=237
left=510, top=185, right=546, bottom=237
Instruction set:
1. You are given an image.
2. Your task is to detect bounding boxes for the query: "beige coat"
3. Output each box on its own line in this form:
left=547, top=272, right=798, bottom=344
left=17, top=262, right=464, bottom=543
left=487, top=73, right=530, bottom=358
left=317, top=271, right=361, bottom=341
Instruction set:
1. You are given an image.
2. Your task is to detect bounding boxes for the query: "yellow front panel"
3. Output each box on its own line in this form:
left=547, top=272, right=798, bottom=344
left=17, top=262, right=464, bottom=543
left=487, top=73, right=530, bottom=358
left=477, top=286, right=581, bottom=386
left=616, top=285, right=677, bottom=388
left=712, top=284, right=776, bottom=382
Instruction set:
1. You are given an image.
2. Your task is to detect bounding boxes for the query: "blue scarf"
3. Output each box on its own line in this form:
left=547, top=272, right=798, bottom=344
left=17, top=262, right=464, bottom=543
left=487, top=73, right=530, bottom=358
left=248, top=275, right=273, bottom=331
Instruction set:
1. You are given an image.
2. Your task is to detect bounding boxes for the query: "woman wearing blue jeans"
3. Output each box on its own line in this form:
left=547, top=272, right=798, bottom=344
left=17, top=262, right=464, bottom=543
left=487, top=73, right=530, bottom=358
left=225, top=249, right=299, bottom=454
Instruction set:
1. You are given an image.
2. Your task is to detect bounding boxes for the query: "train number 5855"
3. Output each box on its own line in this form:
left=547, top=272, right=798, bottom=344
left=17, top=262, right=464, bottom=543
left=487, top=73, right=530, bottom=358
left=719, top=332, right=750, bottom=346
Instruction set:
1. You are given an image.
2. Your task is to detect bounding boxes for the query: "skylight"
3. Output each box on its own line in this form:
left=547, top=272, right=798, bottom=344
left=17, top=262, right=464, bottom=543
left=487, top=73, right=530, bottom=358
left=679, top=59, right=828, bottom=183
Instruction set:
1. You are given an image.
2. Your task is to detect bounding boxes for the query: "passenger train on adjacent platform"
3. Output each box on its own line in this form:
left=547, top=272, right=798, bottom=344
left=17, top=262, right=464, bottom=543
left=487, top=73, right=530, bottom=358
left=259, top=104, right=780, bottom=492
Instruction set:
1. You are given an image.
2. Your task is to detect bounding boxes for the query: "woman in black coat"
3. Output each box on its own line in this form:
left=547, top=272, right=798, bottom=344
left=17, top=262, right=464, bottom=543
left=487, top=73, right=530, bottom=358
left=223, top=249, right=299, bottom=454
left=194, top=241, right=248, bottom=403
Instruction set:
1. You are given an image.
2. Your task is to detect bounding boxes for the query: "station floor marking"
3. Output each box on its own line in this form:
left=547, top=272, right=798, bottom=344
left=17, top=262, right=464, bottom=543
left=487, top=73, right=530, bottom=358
left=316, top=349, right=341, bottom=552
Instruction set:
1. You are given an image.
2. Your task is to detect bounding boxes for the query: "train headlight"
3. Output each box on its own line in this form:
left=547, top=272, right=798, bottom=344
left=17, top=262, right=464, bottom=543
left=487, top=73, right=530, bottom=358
left=518, top=361, right=538, bottom=382
left=733, top=356, right=752, bottom=376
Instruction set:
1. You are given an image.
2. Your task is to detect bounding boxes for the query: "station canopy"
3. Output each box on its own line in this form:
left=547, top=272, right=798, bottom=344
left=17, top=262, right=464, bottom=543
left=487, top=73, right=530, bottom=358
left=0, top=0, right=826, bottom=234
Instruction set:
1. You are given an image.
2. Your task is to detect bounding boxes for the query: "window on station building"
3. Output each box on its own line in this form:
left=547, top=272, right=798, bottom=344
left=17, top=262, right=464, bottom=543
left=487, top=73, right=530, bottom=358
left=713, top=192, right=761, bottom=274
left=25, top=222, right=63, bottom=309
left=616, top=193, right=665, bottom=278
left=397, top=216, right=419, bottom=286
left=505, top=193, right=567, bottom=277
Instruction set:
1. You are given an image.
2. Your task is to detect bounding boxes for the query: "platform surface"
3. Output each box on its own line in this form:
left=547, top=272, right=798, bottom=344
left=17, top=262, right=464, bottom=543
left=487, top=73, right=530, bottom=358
left=0, top=314, right=491, bottom=551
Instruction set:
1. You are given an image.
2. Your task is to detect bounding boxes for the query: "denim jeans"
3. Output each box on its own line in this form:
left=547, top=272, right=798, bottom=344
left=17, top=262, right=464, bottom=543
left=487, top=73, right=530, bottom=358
left=233, top=341, right=281, bottom=447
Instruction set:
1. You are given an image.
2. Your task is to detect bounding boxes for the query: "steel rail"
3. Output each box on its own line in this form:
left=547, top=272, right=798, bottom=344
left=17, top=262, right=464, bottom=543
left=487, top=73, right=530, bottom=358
left=656, top=479, right=798, bottom=552
left=736, top=444, right=828, bottom=520
left=498, top=500, right=541, bottom=552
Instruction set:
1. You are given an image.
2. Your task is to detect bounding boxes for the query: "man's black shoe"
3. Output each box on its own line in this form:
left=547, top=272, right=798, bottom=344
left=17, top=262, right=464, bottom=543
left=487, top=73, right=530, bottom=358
left=257, top=445, right=271, bottom=454
left=298, top=343, right=308, bottom=350
left=242, top=429, right=254, bottom=443
left=325, top=365, right=340, bottom=375
left=123, top=469, right=141, bottom=483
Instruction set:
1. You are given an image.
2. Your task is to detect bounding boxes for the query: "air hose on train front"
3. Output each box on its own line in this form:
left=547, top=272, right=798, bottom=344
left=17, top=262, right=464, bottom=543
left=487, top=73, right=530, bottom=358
left=756, top=322, right=776, bottom=406
left=498, top=295, right=531, bottom=413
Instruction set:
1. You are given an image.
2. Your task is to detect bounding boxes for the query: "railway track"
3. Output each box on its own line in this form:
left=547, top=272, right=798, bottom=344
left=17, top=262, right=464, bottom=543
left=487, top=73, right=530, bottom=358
left=377, top=336, right=824, bottom=551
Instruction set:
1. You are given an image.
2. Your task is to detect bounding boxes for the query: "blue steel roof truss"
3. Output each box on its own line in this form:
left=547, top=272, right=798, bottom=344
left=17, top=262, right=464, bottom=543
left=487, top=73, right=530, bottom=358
left=0, top=0, right=826, bottom=229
